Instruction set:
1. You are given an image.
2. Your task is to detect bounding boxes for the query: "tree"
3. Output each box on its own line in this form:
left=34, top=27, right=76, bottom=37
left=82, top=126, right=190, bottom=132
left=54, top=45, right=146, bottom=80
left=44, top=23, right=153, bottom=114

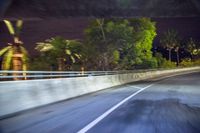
left=160, top=29, right=180, bottom=64
left=155, top=52, right=176, bottom=68
left=0, top=20, right=28, bottom=73
left=127, top=18, right=157, bottom=68
left=84, top=19, right=133, bottom=70
left=185, top=38, right=200, bottom=60
left=35, top=36, right=82, bottom=71
left=84, top=18, right=157, bottom=70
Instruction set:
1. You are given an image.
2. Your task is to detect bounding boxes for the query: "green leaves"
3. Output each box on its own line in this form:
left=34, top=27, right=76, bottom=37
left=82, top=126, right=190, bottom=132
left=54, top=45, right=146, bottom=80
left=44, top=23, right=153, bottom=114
left=35, top=42, right=54, bottom=52
left=65, top=49, right=71, bottom=55
left=2, top=48, right=13, bottom=70
left=1, top=19, right=28, bottom=71
left=0, top=46, right=11, bottom=56
left=35, top=37, right=82, bottom=70
left=112, top=50, right=120, bottom=64
left=3, top=20, right=15, bottom=35
left=16, top=20, right=23, bottom=28
left=84, top=18, right=157, bottom=70
left=186, top=38, right=200, bottom=56
left=3, top=19, right=23, bottom=36
left=160, top=29, right=180, bottom=49
left=0, top=46, right=29, bottom=70
left=16, top=20, right=23, bottom=36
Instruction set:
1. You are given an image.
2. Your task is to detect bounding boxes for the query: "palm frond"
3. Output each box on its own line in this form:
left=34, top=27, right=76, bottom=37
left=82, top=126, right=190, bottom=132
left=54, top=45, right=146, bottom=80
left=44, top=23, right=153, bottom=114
left=35, top=43, right=54, bottom=52
left=16, top=20, right=23, bottom=36
left=74, top=53, right=81, bottom=59
left=0, top=46, right=11, bottom=56
left=2, top=48, right=13, bottom=70
left=20, top=46, right=29, bottom=62
left=16, top=20, right=23, bottom=28
left=3, top=20, right=15, bottom=35
left=66, top=49, right=71, bottom=55
left=70, top=56, right=76, bottom=63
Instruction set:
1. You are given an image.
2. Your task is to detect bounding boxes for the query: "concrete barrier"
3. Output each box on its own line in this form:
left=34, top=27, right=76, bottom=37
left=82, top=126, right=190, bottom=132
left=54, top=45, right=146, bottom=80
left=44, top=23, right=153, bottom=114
left=0, top=67, right=199, bottom=118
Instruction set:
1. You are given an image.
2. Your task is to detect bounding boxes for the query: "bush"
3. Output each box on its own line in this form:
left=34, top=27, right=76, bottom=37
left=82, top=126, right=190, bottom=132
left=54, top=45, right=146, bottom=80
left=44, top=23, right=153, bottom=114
left=193, top=59, right=200, bottom=66
left=29, top=57, right=52, bottom=71
left=155, top=52, right=176, bottom=68
left=161, top=60, right=176, bottom=68
left=135, top=58, right=158, bottom=69
left=144, top=58, right=158, bottom=68
left=179, top=58, right=194, bottom=67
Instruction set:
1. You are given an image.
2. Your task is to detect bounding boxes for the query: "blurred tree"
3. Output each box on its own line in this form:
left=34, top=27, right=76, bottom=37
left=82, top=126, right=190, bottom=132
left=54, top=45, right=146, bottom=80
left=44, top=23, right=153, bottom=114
left=35, top=36, right=82, bottom=71
left=184, top=38, right=200, bottom=60
left=127, top=18, right=157, bottom=69
left=0, top=20, right=28, bottom=73
left=85, top=18, right=157, bottom=70
left=84, top=19, right=133, bottom=70
left=160, top=29, right=180, bottom=65
left=154, top=52, right=176, bottom=68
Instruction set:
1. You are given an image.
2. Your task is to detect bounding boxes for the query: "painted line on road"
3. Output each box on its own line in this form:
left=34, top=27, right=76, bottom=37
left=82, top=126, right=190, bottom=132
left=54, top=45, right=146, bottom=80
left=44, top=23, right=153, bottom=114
left=77, top=84, right=154, bottom=133
left=126, top=85, right=143, bottom=89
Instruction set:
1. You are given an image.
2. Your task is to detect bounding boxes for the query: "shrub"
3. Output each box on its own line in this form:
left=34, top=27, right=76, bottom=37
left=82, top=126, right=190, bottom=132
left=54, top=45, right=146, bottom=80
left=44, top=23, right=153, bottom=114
left=179, top=58, right=194, bottom=67
left=155, top=52, right=176, bottom=68
left=193, top=59, right=200, bottom=66
left=161, top=60, right=176, bottom=68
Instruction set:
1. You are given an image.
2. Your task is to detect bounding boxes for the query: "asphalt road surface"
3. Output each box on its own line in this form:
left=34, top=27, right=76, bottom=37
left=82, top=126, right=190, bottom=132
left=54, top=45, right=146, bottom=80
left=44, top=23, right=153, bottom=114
left=0, top=72, right=200, bottom=133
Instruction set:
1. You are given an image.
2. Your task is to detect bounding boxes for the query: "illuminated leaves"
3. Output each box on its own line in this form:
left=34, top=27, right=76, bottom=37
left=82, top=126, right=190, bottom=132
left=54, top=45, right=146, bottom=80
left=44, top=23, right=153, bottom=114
left=35, top=37, right=82, bottom=70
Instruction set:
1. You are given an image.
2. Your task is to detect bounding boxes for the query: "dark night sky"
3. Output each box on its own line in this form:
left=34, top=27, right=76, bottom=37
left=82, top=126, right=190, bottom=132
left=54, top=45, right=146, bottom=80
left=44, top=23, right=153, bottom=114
left=0, top=0, right=200, bottom=56
left=0, top=17, right=200, bottom=56
left=1, top=0, right=200, bottom=18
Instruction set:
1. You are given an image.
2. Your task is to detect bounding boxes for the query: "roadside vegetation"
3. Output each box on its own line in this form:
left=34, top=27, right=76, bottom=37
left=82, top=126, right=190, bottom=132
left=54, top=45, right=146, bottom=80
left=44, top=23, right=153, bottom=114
left=0, top=18, right=200, bottom=71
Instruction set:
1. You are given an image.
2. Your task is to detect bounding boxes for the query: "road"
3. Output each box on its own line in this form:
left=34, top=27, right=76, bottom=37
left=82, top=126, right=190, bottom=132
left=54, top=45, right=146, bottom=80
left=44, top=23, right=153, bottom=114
left=0, top=72, right=200, bottom=133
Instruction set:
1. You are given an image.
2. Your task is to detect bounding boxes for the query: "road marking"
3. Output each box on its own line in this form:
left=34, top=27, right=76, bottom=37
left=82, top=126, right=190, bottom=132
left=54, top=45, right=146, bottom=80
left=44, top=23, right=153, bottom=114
left=77, top=84, right=154, bottom=133
left=126, top=85, right=143, bottom=89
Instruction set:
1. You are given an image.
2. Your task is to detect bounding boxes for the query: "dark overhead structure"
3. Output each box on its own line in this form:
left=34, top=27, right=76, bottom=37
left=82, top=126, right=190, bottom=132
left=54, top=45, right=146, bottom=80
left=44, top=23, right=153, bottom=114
left=0, top=0, right=200, bottom=19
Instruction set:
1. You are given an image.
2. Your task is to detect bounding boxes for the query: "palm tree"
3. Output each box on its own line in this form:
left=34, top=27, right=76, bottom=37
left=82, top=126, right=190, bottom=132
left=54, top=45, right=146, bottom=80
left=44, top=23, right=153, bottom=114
left=160, top=29, right=180, bottom=64
left=0, top=20, right=28, bottom=73
left=185, top=38, right=200, bottom=60
left=35, top=37, right=82, bottom=71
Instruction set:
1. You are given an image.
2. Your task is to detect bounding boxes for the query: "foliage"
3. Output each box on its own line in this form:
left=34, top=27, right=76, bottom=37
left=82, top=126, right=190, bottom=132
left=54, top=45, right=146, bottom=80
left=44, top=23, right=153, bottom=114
left=117, top=18, right=157, bottom=69
left=161, top=60, right=176, bottom=68
left=184, top=38, right=200, bottom=59
left=179, top=58, right=194, bottom=67
left=0, top=20, right=28, bottom=71
left=35, top=36, right=82, bottom=70
left=160, top=29, right=180, bottom=62
left=29, top=56, right=52, bottom=71
left=84, top=18, right=157, bottom=70
left=138, top=57, right=158, bottom=69
left=155, top=52, right=176, bottom=68
left=0, top=45, right=29, bottom=70
left=160, top=29, right=180, bottom=49
left=84, top=19, right=134, bottom=70
left=193, top=59, right=200, bottom=66
left=155, top=52, right=165, bottom=67
left=179, top=58, right=200, bottom=67
left=112, top=50, right=120, bottom=64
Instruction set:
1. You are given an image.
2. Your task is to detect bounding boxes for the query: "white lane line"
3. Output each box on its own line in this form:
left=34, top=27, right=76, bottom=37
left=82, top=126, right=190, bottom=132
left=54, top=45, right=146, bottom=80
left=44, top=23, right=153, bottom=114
left=77, top=84, right=154, bottom=133
left=126, top=85, right=143, bottom=89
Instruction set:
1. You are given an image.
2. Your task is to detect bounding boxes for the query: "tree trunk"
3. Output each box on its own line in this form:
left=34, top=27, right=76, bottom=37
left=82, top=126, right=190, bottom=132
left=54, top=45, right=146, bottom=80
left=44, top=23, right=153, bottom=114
left=12, top=45, right=23, bottom=80
left=176, top=48, right=180, bottom=66
left=96, top=19, right=106, bottom=41
left=168, top=49, right=171, bottom=62
left=57, top=58, right=65, bottom=71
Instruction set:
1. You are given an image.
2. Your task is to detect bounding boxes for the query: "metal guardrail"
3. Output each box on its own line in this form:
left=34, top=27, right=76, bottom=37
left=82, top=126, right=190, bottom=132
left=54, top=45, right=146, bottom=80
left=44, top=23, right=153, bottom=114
left=0, top=70, right=121, bottom=81
left=0, top=68, right=187, bottom=81
left=0, top=69, right=158, bottom=81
